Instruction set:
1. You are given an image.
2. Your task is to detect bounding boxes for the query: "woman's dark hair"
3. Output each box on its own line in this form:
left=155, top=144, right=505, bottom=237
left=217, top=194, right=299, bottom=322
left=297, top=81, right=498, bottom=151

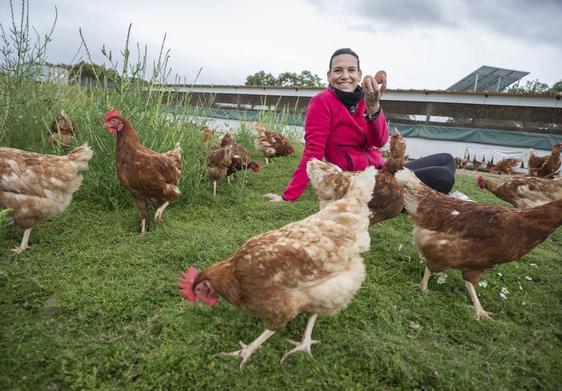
left=329, top=48, right=360, bottom=71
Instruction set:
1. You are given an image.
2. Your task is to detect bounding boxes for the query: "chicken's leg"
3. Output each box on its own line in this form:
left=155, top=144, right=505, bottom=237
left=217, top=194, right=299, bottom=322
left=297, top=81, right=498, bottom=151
left=421, top=267, right=431, bottom=291
left=281, top=313, right=319, bottom=363
left=154, top=201, right=170, bottom=224
left=464, top=281, right=493, bottom=320
left=11, top=228, right=32, bottom=253
left=213, top=180, right=217, bottom=196
left=265, top=157, right=269, bottom=165
left=217, top=328, right=276, bottom=369
left=134, top=197, right=148, bottom=234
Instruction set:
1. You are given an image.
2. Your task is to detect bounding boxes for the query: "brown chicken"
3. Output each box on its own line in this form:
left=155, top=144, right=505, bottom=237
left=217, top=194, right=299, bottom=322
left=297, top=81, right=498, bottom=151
left=251, top=122, right=296, bottom=164
left=477, top=175, right=562, bottom=208
left=489, top=158, right=521, bottom=175
left=207, top=145, right=233, bottom=196
left=455, top=157, right=468, bottom=169
left=396, top=168, right=562, bottom=320
left=104, top=110, right=182, bottom=233
left=179, top=160, right=376, bottom=368
left=48, top=110, right=77, bottom=149
left=0, top=144, right=93, bottom=252
left=220, top=133, right=261, bottom=181
left=472, top=158, right=483, bottom=171
left=528, top=143, right=561, bottom=178
left=309, top=129, right=405, bottom=225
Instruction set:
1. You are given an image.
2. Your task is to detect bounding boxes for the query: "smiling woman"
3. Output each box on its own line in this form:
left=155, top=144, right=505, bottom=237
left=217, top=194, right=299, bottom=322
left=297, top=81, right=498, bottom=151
left=266, top=47, right=458, bottom=203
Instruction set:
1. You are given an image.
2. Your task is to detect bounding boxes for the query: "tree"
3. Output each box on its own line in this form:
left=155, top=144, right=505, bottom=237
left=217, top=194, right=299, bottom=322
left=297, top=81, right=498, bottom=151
left=245, top=71, right=276, bottom=86
left=505, top=78, right=550, bottom=93
left=245, top=70, right=324, bottom=87
left=548, top=80, right=562, bottom=94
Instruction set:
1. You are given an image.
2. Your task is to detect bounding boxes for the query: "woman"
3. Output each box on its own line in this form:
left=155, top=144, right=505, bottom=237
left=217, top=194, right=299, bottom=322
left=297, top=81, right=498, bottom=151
left=267, top=48, right=456, bottom=202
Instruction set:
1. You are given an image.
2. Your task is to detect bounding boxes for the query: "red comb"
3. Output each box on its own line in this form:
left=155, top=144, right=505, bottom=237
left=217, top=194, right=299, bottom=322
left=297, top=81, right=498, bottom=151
left=251, top=162, right=261, bottom=172
left=476, top=176, right=485, bottom=189
left=178, top=267, right=199, bottom=302
left=105, top=109, right=122, bottom=122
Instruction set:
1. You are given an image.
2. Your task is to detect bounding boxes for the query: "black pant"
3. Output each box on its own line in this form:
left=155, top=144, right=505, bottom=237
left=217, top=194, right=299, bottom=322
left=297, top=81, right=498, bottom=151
left=404, top=153, right=456, bottom=194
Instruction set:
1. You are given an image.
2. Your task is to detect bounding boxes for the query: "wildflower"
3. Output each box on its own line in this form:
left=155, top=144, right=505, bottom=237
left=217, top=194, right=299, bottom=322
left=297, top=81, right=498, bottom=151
left=499, top=287, right=509, bottom=300
left=478, top=280, right=489, bottom=288
left=398, top=244, right=403, bottom=252
left=497, top=272, right=503, bottom=277
left=435, top=272, right=447, bottom=284
left=529, top=263, right=538, bottom=268
left=518, top=281, right=523, bottom=290
left=525, top=276, right=532, bottom=281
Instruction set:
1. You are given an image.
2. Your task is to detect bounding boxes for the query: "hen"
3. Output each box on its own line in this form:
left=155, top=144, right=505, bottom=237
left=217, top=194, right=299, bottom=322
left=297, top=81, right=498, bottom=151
left=472, top=158, right=483, bottom=171
left=0, top=144, right=93, bottom=252
left=104, top=110, right=182, bottom=233
left=310, top=129, right=405, bottom=225
left=179, top=160, right=376, bottom=368
left=48, top=110, right=77, bottom=149
left=207, top=144, right=233, bottom=196
left=455, top=157, right=468, bottom=169
left=251, top=122, right=296, bottom=165
left=477, top=175, right=562, bottom=209
left=489, top=158, right=521, bottom=175
left=220, top=133, right=261, bottom=181
left=528, top=143, right=561, bottom=178
left=396, top=168, right=562, bottom=320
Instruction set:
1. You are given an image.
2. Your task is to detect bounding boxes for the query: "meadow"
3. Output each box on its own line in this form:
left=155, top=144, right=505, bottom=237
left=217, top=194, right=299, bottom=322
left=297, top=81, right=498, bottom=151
left=0, top=32, right=561, bottom=389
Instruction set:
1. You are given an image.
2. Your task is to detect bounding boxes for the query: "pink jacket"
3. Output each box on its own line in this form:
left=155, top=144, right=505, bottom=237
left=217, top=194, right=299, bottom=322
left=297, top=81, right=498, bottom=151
left=282, top=87, right=389, bottom=201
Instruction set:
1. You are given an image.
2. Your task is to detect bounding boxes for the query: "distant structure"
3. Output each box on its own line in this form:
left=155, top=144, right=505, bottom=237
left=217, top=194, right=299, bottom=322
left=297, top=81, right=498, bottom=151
left=447, top=65, right=529, bottom=92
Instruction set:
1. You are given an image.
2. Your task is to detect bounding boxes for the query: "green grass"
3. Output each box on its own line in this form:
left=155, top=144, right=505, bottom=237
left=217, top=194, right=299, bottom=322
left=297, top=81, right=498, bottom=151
left=1, top=154, right=561, bottom=390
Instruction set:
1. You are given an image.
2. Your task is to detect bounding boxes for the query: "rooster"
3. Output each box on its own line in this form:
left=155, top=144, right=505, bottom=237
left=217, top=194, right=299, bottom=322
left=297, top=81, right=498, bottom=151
left=48, top=110, right=77, bottom=149
left=179, top=160, right=376, bottom=368
left=104, top=110, right=182, bottom=233
left=477, top=175, right=562, bottom=209
left=251, top=122, right=295, bottom=165
left=309, top=129, right=405, bottom=225
left=528, top=143, right=561, bottom=178
left=0, top=144, right=93, bottom=252
left=396, top=168, right=562, bottom=320
left=489, top=158, right=521, bottom=175
left=220, top=133, right=261, bottom=181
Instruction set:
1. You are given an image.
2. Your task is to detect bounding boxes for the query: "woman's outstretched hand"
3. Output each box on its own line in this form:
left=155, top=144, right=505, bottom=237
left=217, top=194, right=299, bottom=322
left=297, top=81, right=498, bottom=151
left=362, top=70, right=387, bottom=114
left=265, top=193, right=284, bottom=202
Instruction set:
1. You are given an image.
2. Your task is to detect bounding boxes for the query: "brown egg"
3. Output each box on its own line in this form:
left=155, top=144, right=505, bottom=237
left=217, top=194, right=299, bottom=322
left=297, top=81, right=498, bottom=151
left=375, top=70, right=387, bottom=95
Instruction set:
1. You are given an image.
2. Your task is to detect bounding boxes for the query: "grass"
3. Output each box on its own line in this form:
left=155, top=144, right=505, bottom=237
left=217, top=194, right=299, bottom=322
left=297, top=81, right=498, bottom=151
left=1, top=153, right=561, bottom=390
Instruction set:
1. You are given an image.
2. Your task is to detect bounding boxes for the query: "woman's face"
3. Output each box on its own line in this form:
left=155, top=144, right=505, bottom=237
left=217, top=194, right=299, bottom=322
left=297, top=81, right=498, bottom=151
left=327, top=54, right=362, bottom=92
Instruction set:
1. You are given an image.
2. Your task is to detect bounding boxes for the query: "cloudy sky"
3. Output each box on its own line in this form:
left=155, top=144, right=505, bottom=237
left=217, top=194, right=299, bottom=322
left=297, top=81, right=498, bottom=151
left=1, top=0, right=561, bottom=89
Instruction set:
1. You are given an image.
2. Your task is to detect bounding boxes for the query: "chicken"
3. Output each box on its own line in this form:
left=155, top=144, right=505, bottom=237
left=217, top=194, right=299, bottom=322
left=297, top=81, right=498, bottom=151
left=472, top=158, right=483, bottom=171
left=201, top=127, right=217, bottom=156
left=396, top=168, right=562, bottom=320
left=477, top=175, right=562, bottom=209
left=251, top=122, right=296, bottom=164
left=48, top=110, right=77, bottom=149
left=455, top=157, right=468, bottom=169
left=207, top=145, right=233, bottom=196
left=309, top=129, right=405, bottom=225
left=0, top=144, right=93, bottom=252
left=528, top=143, right=561, bottom=178
left=489, top=158, right=521, bottom=175
left=220, top=132, right=261, bottom=182
left=104, top=110, right=182, bottom=233
left=179, top=160, right=376, bottom=368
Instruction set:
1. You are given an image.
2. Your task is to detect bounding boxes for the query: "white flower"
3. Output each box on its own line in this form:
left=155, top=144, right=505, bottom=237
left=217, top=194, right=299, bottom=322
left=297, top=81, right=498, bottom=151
left=499, top=287, right=509, bottom=300
left=529, top=263, right=538, bottom=268
left=525, top=276, right=532, bottom=281
left=398, top=244, right=403, bottom=252
left=497, top=272, right=503, bottom=277
left=478, top=280, right=489, bottom=288
left=435, top=272, right=447, bottom=284
left=518, top=281, right=523, bottom=290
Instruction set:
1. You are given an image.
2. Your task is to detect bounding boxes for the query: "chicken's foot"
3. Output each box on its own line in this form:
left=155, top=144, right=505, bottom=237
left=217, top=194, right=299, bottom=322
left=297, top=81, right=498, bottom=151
left=11, top=228, right=32, bottom=253
left=140, top=219, right=147, bottom=234
left=154, top=201, right=169, bottom=224
left=281, top=313, right=319, bottom=363
left=217, top=329, right=276, bottom=369
left=464, top=281, right=493, bottom=320
left=421, top=267, right=431, bottom=291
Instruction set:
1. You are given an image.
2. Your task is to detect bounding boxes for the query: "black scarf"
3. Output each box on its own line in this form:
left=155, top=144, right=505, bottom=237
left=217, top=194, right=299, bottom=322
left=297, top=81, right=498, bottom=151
left=331, top=85, right=364, bottom=114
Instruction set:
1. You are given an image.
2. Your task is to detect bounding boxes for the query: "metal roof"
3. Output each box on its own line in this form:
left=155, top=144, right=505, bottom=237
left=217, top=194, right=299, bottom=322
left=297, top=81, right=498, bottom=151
left=447, top=65, right=529, bottom=92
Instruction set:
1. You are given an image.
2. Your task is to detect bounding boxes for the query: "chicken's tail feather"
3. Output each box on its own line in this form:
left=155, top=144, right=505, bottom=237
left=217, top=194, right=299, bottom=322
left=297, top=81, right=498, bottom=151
left=67, top=143, right=93, bottom=171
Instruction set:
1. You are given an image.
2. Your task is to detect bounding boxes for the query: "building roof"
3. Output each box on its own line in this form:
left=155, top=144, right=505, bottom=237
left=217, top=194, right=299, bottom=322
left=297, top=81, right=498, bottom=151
left=447, top=65, right=529, bottom=92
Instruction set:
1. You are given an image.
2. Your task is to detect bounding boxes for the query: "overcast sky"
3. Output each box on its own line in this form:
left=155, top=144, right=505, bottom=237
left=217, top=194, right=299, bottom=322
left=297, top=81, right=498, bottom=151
left=1, top=0, right=561, bottom=89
